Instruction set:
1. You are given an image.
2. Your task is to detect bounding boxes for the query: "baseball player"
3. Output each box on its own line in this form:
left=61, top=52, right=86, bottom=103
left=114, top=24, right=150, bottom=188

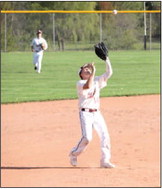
left=69, top=43, right=115, bottom=168
left=31, top=30, right=48, bottom=73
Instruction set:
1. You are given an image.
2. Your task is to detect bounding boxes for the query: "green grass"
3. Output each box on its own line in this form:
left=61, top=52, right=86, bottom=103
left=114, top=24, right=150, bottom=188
left=1, top=50, right=160, bottom=103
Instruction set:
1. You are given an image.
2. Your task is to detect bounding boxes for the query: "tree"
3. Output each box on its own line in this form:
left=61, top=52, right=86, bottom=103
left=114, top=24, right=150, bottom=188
left=1, top=1, right=160, bottom=51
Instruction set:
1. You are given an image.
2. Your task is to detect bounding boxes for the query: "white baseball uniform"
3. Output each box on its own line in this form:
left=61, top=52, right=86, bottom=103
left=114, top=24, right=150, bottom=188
left=70, top=57, right=113, bottom=164
left=31, top=37, right=48, bottom=73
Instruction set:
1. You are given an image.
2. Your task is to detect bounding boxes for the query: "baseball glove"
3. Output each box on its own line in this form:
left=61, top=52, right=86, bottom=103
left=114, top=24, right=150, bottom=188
left=40, top=43, right=46, bottom=50
left=94, top=42, right=108, bottom=61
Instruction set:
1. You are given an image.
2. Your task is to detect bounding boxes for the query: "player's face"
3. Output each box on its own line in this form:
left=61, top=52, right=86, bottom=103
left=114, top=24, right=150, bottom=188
left=81, top=66, right=92, bottom=80
left=37, top=32, right=42, bottom=38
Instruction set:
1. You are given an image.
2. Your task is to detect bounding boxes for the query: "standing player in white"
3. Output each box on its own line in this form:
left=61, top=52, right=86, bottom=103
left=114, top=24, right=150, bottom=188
left=31, top=30, right=48, bottom=73
left=69, top=56, right=115, bottom=168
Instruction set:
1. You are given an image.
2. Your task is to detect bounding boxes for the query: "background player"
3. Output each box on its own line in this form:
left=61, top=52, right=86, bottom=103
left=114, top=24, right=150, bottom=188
left=69, top=54, right=115, bottom=168
left=31, top=30, right=48, bottom=73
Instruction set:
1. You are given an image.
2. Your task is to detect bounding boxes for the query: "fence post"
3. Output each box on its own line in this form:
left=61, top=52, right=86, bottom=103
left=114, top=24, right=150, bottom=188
left=149, top=13, right=152, bottom=51
left=144, top=2, right=147, bottom=50
left=53, top=13, right=55, bottom=51
left=4, top=13, right=7, bottom=52
left=100, top=13, right=102, bottom=42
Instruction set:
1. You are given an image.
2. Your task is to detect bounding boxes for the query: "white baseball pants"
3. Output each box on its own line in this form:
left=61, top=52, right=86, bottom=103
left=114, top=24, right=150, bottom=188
left=33, top=52, right=43, bottom=73
left=71, top=110, right=111, bottom=163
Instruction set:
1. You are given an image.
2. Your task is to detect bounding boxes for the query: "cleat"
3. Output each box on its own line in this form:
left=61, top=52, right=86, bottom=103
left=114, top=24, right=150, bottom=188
left=70, top=154, right=77, bottom=166
left=100, top=162, right=115, bottom=168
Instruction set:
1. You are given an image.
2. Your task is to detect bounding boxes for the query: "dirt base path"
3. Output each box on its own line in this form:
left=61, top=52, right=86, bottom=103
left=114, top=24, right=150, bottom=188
left=1, top=95, right=160, bottom=187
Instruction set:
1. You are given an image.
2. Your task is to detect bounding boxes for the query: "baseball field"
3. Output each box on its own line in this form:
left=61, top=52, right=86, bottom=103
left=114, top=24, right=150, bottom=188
left=1, top=50, right=160, bottom=187
left=1, top=50, right=160, bottom=103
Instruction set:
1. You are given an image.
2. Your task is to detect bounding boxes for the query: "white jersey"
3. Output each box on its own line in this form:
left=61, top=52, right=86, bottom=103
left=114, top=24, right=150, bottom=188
left=77, top=74, right=108, bottom=109
left=31, top=37, right=48, bottom=53
left=77, top=58, right=113, bottom=110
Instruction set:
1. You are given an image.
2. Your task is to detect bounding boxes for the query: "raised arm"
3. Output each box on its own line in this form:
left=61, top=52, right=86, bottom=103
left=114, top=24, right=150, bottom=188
left=104, top=56, right=113, bottom=79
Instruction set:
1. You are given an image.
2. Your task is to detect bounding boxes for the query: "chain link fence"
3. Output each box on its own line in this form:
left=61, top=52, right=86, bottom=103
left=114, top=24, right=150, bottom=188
left=1, top=12, right=161, bottom=52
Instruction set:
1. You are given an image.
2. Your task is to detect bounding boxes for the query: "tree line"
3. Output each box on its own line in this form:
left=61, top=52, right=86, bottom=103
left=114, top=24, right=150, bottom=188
left=1, top=1, right=161, bottom=51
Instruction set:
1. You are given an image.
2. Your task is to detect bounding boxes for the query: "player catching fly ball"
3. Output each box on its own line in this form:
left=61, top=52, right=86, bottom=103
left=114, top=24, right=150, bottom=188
left=69, top=42, right=115, bottom=168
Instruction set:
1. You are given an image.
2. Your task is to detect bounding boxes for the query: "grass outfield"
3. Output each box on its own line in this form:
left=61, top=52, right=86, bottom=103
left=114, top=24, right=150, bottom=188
left=1, top=50, right=160, bottom=104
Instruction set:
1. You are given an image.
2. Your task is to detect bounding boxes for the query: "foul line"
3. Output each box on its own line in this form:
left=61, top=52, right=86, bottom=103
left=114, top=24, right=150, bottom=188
left=1, top=10, right=161, bottom=14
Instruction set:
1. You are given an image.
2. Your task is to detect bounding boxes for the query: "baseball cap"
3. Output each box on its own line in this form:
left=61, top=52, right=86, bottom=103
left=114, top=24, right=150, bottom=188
left=37, top=30, right=42, bottom=34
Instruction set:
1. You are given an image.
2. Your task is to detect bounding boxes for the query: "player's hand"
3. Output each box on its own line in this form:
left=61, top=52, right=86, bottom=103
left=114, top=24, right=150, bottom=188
left=90, top=63, right=96, bottom=75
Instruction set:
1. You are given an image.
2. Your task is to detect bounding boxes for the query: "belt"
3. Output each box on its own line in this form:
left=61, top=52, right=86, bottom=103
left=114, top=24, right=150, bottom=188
left=81, top=108, right=97, bottom=112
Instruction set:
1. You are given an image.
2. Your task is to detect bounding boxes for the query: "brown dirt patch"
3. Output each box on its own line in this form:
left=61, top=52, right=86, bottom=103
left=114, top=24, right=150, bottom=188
left=1, top=95, right=160, bottom=187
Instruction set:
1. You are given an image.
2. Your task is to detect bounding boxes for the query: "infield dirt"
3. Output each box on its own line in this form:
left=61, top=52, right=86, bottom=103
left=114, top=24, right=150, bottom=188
left=1, top=95, right=160, bottom=187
